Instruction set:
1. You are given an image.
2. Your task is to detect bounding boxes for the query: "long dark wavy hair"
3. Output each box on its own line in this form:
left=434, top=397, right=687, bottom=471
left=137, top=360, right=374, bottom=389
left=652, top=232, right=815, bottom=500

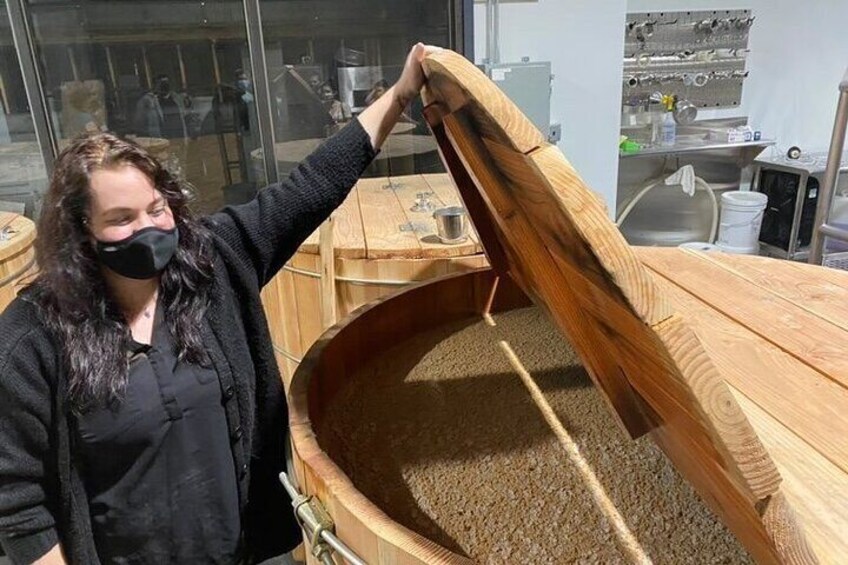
left=30, top=133, right=215, bottom=411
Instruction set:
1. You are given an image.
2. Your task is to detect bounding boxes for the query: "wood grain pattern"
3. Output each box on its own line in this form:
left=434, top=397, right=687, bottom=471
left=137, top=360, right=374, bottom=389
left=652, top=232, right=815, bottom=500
left=653, top=314, right=781, bottom=501
left=318, top=218, right=337, bottom=330
left=356, top=177, right=423, bottom=259
left=0, top=213, right=37, bottom=313
left=421, top=49, right=816, bottom=563
left=527, top=146, right=671, bottom=324
left=646, top=263, right=848, bottom=476
left=289, top=252, right=325, bottom=362
left=332, top=184, right=367, bottom=259
left=440, top=109, right=655, bottom=439
left=693, top=250, right=848, bottom=332
left=422, top=51, right=545, bottom=154
left=639, top=248, right=847, bottom=390
left=731, top=390, right=848, bottom=563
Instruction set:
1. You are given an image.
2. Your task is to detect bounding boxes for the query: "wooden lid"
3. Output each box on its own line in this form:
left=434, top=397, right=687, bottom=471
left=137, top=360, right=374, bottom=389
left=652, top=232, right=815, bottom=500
left=0, top=212, right=36, bottom=261
left=421, top=50, right=817, bottom=563
left=300, top=173, right=483, bottom=260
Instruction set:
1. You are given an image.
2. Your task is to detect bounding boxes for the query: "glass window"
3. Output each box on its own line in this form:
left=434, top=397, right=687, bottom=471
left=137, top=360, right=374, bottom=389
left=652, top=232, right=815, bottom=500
left=258, top=0, right=454, bottom=180
left=22, top=0, right=263, bottom=214
left=0, top=2, right=48, bottom=219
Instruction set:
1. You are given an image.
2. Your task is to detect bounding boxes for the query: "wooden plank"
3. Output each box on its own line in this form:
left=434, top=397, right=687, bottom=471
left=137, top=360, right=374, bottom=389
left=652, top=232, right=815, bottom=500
left=647, top=268, right=848, bottom=475
left=424, top=107, right=513, bottom=281
left=693, top=250, right=848, bottom=333
left=640, top=248, right=848, bottom=390
left=333, top=185, right=367, bottom=259
left=298, top=186, right=365, bottom=259
left=423, top=51, right=545, bottom=154
left=356, top=177, right=423, bottom=259
left=289, top=252, right=325, bottom=361
left=260, top=266, right=302, bottom=390
left=318, top=218, right=337, bottom=330
left=492, top=140, right=671, bottom=325
left=653, top=314, right=781, bottom=500
left=732, top=389, right=848, bottom=564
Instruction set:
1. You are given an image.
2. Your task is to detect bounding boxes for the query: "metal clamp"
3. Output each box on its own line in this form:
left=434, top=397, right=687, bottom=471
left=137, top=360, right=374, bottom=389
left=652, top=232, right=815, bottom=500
left=410, top=192, right=436, bottom=213
left=279, top=472, right=368, bottom=565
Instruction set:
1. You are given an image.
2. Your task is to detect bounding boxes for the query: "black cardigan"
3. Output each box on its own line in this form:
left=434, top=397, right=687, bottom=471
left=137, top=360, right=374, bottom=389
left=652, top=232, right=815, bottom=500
left=0, top=119, right=376, bottom=564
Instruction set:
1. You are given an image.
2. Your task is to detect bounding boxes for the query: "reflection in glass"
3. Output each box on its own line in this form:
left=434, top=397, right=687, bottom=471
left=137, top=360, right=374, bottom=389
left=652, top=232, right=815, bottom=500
left=20, top=1, right=263, bottom=213
left=259, top=0, right=453, bottom=180
left=0, top=4, right=48, bottom=219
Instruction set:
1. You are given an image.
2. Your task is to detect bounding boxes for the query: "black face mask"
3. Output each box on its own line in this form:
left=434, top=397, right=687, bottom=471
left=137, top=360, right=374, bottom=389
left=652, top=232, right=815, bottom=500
left=95, top=226, right=179, bottom=280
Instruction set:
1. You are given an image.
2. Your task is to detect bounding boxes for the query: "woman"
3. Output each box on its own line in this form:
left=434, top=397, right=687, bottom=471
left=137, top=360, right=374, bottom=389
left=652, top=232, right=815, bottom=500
left=0, top=44, right=437, bottom=565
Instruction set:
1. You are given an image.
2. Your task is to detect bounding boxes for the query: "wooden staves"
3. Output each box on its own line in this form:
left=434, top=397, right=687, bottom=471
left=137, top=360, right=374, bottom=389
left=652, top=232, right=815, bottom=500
left=421, top=49, right=816, bottom=563
left=259, top=175, right=488, bottom=386
left=0, top=213, right=37, bottom=313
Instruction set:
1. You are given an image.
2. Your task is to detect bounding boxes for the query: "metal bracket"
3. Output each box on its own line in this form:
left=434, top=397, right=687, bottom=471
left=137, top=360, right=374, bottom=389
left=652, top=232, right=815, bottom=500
left=398, top=221, right=431, bottom=234
left=279, top=472, right=367, bottom=565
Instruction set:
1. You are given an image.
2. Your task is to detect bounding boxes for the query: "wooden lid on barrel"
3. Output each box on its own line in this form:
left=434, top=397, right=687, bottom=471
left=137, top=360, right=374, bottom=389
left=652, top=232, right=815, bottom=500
left=0, top=212, right=36, bottom=265
left=299, top=173, right=483, bottom=260
left=421, top=50, right=817, bottom=563
left=0, top=213, right=36, bottom=300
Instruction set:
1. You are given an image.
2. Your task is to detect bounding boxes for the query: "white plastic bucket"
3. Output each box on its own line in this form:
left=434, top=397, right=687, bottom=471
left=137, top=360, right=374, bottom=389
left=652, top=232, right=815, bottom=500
left=716, top=191, right=768, bottom=254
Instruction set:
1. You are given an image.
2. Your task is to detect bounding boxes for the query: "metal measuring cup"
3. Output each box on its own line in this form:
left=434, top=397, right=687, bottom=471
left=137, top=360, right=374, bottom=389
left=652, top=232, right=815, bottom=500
left=433, top=206, right=468, bottom=244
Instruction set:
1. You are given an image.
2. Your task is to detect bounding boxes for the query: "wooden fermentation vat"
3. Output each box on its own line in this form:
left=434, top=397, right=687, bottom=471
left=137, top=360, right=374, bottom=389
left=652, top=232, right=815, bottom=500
left=0, top=213, right=36, bottom=312
left=286, top=50, right=847, bottom=564
left=260, top=174, right=487, bottom=385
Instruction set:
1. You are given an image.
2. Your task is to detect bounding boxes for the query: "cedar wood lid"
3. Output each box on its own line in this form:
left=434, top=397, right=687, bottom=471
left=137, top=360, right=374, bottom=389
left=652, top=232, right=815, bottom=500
left=419, top=49, right=817, bottom=563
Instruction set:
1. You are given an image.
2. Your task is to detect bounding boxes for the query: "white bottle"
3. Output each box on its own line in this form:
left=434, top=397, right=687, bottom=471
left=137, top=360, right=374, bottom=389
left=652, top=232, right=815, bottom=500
left=660, top=110, right=677, bottom=147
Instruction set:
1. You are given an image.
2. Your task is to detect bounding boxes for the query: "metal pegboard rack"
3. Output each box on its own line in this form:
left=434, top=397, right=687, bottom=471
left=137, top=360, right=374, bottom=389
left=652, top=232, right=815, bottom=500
left=623, top=9, right=752, bottom=108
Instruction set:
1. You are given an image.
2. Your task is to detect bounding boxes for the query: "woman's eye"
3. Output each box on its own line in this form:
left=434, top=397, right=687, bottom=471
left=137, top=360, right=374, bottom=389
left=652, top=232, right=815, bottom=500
left=150, top=207, right=166, bottom=217
left=110, top=216, right=131, bottom=226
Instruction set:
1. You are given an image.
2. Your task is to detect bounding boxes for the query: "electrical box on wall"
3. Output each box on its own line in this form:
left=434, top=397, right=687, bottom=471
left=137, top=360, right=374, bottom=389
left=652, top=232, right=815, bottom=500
left=483, top=60, right=552, bottom=137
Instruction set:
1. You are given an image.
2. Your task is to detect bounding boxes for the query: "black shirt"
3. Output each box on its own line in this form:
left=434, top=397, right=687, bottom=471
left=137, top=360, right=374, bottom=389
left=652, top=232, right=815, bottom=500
left=74, top=306, right=241, bottom=564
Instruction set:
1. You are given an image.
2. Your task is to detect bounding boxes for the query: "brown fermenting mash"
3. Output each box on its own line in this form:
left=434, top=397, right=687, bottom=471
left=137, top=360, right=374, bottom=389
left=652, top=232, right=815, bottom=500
left=318, top=307, right=751, bottom=563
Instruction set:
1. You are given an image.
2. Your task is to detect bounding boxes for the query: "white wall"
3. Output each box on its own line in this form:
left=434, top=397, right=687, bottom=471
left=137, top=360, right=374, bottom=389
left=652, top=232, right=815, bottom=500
left=473, top=0, right=627, bottom=212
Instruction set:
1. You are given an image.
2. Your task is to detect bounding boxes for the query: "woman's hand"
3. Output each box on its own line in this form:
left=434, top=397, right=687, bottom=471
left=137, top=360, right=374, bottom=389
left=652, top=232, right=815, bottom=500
left=358, top=43, right=444, bottom=150
left=394, top=43, right=443, bottom=108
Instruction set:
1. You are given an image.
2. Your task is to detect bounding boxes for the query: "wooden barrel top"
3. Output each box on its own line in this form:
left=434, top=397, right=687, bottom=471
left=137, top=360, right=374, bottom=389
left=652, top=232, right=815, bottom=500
left=297, top=173, right=484, bottom=260
left=0, top=213, right=37, bottom=311
left=0, top=213, right=36, bottom=266
left=636, top=247, right=848, bottom=560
